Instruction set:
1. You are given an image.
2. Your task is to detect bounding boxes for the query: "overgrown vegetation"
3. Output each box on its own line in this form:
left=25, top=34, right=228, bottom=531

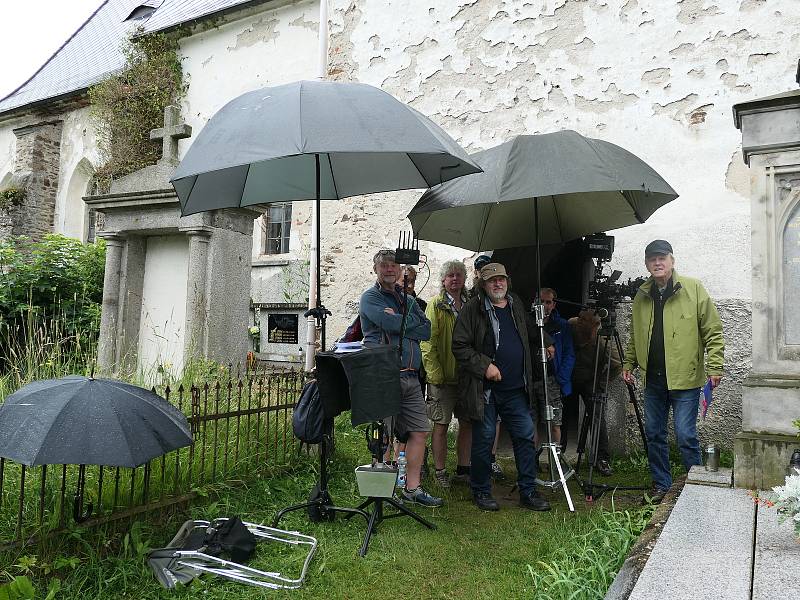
left=88, top=31, right=185, bottom=191
left=0, top=419, right=656, bottom=599
left=0, top=187, right=26, bottom=211
left=0, top=235, right=104, bottom=391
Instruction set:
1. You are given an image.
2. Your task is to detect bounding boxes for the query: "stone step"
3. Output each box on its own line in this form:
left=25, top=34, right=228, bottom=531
left=628, top=485, right=755, bottom=600
left=752, top=501, right=800, bottom=599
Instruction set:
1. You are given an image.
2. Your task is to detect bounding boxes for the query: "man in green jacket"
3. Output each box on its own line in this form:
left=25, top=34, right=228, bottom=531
left=622, top=240, right=724, bottom=502
left=421, top=260, right=471, bottom=488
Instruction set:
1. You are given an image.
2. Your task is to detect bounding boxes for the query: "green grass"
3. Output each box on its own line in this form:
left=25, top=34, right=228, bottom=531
left=0, top=422, right=655, bottom=600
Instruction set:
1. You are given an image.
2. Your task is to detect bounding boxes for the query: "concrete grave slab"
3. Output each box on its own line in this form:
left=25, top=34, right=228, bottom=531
left=628, top=486, right=755, bottom=600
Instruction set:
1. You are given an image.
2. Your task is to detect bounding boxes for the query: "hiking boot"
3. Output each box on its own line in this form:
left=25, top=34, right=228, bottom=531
left=473, top=492, right=499, bottom=512
left=452, top=469, right=470, bottom=484
left=642, top=486, right=669, bottom=505
left=520, top=490, right=551, bottom=512
left=491, top=462, right=505, bottom=480
left=402, top=486, right=444, bottom=507
left=595, top=459, right=613, bottom=477
left=434, top=469, right=451, bottom=489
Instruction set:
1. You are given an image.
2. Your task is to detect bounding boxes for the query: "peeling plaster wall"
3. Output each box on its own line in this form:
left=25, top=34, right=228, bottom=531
left=317, top=0, right=799, bottom=450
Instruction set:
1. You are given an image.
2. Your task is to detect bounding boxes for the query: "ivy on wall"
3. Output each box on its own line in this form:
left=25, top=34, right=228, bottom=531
left=88, top=31, right=187, bottom=192
left=0, top=187, right=26, bottom=210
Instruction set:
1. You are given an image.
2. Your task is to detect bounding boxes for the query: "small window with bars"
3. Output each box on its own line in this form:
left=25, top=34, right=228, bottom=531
left=262, top=202, right=292, bottom=255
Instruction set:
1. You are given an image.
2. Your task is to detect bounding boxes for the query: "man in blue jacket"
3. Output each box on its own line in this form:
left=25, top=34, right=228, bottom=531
left=359, top=249, right=442, bottom=507
left=534, top=288, right=575, bottom=450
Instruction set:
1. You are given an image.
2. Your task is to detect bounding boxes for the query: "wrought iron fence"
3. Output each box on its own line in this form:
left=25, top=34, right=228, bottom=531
left=0, top=367, right=308, bottom=548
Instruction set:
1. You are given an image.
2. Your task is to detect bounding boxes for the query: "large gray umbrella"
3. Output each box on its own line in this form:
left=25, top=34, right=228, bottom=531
left=0, top=376, right=192, bottom=467
left=171, top=79, right=480, bottom=355
left=408, top=130, right=678, bottom=250
left=172, top=80, right=481, bottom=213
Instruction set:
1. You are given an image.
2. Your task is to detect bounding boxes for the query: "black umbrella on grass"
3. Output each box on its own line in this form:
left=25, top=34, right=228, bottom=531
left=0, top=375, right=192, bottom=522
left=0, top=376, right=192, bottom=467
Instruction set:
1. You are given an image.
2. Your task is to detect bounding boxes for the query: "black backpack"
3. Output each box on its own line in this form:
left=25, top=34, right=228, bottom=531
left=292, top=380, right=324, bottom=444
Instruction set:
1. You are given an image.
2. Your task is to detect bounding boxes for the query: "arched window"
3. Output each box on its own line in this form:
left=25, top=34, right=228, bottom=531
left=62, top=158, right=95, bottom=242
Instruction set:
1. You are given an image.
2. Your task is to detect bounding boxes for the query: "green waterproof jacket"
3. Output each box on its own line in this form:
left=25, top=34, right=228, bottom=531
left=622, top=271, right=724, bottom=389
left=421, top=290, right=466, bottom=386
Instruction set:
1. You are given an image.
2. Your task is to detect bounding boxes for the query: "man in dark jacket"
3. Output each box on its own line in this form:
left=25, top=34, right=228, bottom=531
left=452, top=263, right=552, bottom=512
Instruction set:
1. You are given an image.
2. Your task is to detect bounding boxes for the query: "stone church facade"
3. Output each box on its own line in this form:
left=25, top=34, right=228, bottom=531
left=1, top=0, right=799, bottom=451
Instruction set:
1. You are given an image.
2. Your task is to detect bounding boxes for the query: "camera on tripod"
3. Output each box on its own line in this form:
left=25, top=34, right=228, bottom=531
left=584, top=233, right=645, bottom=328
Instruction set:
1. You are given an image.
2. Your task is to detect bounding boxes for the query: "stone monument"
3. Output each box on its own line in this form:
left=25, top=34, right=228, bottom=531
left=732, top=88, right=800, bottom=488
left=85, top=106, right=260, bottom=378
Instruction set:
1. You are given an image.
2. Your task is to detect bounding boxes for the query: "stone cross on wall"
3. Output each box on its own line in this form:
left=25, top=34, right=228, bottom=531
left=150, top=105, right=192, bottom=165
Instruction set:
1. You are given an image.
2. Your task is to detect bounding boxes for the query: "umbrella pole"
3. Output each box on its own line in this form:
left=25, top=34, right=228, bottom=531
left=305, top=154, right=330, bottom=372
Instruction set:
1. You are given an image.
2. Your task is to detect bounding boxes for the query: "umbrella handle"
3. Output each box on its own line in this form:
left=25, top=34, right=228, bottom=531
left=72, top=465, right=93, bottom=523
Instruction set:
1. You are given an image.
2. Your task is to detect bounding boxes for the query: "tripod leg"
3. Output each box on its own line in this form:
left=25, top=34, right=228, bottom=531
left=612, top=330, right=649, bottom=454
left=358, top=502, right=382, bottom=557
left=574, top=400, right=592, bottom=471
left=548, top=444, right=575, bottom=512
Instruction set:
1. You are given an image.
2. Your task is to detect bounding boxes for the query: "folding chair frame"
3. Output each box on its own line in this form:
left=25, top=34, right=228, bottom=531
left=148, top=518, right=318, bottom=590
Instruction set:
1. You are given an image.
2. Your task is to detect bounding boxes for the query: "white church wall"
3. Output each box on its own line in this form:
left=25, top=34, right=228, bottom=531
left=53, top=107, right=102, bottom=239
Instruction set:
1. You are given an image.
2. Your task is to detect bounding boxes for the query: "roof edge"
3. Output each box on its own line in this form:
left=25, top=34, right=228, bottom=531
left=133, top=0, right=279, bottom=38
left=732, top=89, right=800, bottom=129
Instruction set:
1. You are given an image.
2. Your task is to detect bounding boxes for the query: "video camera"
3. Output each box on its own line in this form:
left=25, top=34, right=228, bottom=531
left=584, top=233, right=645, bottom=328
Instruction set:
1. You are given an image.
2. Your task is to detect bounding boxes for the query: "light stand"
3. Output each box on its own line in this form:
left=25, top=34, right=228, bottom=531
left=531, top=198, right=575, bottom=513
left=532, top=303, right=576, bottom=512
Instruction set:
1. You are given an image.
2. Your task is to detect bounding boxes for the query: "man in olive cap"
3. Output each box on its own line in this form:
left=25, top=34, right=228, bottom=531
left=452, top=262, right=553, bottom=512
left=622, top=240, right=724, bottom=503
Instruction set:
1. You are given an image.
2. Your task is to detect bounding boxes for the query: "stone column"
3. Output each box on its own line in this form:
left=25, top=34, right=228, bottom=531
left=182, top=228, right=212, bottom=361
left=733, top=90, right=800, bottom=489
left=9, top=121, right=63, bottom=241
left=97, top=234, right=125, bottom=373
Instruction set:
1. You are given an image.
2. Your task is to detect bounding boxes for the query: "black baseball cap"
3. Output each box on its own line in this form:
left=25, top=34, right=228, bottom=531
left=645, top=239, right=673, bottom=258
left=474, top=254, right=492, bottom=270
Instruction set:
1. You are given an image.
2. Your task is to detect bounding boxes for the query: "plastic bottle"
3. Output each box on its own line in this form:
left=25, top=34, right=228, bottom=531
left=396, top=451, right=407, bottom=489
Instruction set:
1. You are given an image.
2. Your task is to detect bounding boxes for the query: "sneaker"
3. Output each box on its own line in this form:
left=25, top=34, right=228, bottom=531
left=491, top=462, right=505, bottom=480
left=595, top=459, right=613, bottom=477
left=642, top=486, right=669, bottom=505
left=520, top=490, right=551, bottom=512
left=402, top=486, right=444, bottom=507
left=434, top=469, right=451, bottom=489
left=473, top=492, right=499, bottom=512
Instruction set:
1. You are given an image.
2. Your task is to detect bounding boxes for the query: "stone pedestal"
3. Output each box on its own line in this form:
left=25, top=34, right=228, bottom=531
left=86, top=106, right=259, bottom=378
left=732, top=91, right=800, bottom=489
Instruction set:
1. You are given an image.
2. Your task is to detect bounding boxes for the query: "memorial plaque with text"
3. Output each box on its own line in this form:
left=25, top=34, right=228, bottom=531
left=268, top=313, right=299, bottom=344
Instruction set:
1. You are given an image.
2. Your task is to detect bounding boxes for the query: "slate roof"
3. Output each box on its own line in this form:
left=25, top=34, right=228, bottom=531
left=138, top=0, right=268, bottom=35
left=0, top=0, right=268, bottom=117
left=0, top=0, right=151, bottom=116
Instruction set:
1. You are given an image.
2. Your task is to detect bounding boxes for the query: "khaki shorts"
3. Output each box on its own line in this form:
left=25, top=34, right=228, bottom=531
left=425, top=384, right=467, bottom=425
left=393, top=372, right=432, bottom=436
left=534, top=376, right=563, bottom=426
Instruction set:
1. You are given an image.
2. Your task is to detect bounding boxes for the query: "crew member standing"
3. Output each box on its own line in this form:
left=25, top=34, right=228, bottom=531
left=622, top=240, right=724, bottom=503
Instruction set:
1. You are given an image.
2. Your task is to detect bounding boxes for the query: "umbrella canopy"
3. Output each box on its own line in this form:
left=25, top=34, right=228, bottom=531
left=172, top=79, right=482, bottom=214
left=408, top=130, right=678, bottom=250
left=0, top=376, right=193, bottom=467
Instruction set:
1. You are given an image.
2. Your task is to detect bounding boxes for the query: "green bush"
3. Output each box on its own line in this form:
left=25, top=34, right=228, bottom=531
left=0, top=235, right=105, bottom=379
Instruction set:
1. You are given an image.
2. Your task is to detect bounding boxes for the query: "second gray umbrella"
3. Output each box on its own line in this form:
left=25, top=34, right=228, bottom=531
left=407, top=130, right=678, bottom=250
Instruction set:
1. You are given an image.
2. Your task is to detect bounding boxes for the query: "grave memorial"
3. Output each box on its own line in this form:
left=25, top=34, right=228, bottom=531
left=732, top=87, right=800, bottom=488
left=86, top=106, right=259, bottom=377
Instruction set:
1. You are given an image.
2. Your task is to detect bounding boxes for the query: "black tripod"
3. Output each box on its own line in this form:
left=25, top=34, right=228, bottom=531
left=272, top=418, right=370, bottom=527
left=347, top=421, right=435, bottom=557
left=574, top=323, right=648, bottom=501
